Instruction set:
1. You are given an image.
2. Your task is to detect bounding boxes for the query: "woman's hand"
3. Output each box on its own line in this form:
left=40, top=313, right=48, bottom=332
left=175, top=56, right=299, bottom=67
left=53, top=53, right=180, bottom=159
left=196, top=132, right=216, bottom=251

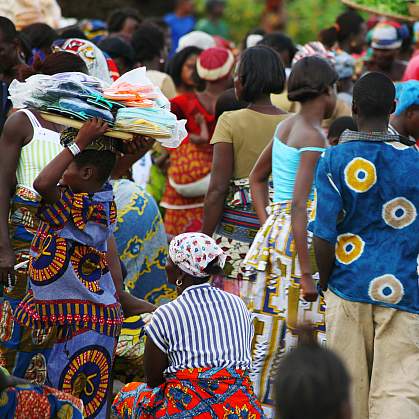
left=300, top=273, right=318, bottom=302
left=123, top=135, right=155, bottom=157
left=75, top=118, right=108, bottom=150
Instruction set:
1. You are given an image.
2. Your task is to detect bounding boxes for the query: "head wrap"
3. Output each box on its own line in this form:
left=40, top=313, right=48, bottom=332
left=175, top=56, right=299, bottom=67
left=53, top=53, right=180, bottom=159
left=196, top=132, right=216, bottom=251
left=333, top=50, right=355, bottom=80
left=169, top=233, right=226, bottom=279
left=197, top=47, right=235, bottom=81
left=246, top=34, right=263, bottom=49
left=292, top=42, right=336, bottom=67
left=177, top=31, right=216, bottom=53
left=371, top=23, right=402, bottom=50
left=395, top=80, right=419, bottom=115
left=53, top=38, right=112, bottom=84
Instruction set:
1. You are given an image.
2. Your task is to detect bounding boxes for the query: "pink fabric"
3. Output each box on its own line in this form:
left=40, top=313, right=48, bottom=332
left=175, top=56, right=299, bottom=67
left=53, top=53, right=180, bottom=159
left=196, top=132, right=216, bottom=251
left=402, top=54, right=419, bottom=81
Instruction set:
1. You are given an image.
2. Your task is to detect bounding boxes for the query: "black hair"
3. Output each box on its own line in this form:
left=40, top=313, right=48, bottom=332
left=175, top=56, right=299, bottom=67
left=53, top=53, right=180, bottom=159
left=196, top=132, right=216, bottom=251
left=288, top=56, right=338, bottom=103
left=328, top=116, right=357, bottom=139
left=319, top=10, right=364, bottom=49
left=59, top=27, right=87, bottom=40
left=0, top=16, right=18, bottom=43
left=98, top=37, right=134, bottom=65
left=166, top=46, right=202, bottom=88
left=206, top=0, right=226, bottom=12
left=146, top=18, right=169, bottom=32
left=21, top=23, right=58, bottom=52
left=131, top=23, right=165, bottom=63
left=258, top=32, right=297, bottom=64
left=215, top=87, right=248, bottom=119
left=17, top=51, right=88, bottom=80
left=237, top=45, right=285, bottom=103
left=203, top=258, right=224, bottom=276
left=353, top=72, right=395, bottom=118
left=74, top=150, right=116, bottom=184
left=107, top=8, right=141, bottom=34
left=275, top=327, right=350, bottom=419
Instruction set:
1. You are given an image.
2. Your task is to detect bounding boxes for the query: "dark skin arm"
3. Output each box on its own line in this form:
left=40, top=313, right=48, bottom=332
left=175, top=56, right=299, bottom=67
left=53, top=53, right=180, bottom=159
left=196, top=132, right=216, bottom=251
left=106, top=235, right=156, bottom=317
left=189, top=114, right=209, bottom=145
left=313, top=236, right=335, bottom=291
left=111, top=136, right=155, bottom=179
left=291, top=150, right=322, bottom=302
left=33, top=118, right=109, bottom=203
left=0, top=113, right=33, bottom=285
left=144, top=337, right=168, bottom=388
left=249, top=139, right=273, bottom=225
left=201, top=142, right=234, bottom=236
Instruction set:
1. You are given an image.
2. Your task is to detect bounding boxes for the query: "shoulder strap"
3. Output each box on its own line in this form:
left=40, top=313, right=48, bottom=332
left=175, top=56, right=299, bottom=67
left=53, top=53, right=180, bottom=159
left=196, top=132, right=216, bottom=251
left=17, top=109, right=42, bottom=129
left=299, top=146, right=326, bottom=153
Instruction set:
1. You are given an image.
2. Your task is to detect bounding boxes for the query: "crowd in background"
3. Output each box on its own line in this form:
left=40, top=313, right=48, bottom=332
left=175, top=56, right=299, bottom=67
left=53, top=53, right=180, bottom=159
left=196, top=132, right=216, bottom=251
left=0, top=1, right=418, bottom=418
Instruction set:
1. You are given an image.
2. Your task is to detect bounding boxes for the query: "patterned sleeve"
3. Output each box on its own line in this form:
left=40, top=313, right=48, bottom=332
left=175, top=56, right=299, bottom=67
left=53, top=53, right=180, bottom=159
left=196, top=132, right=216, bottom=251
left=145, top=307, right=170, bottom=353
left=312, top=152, right=343, bottom=243
left=37, top=186, right=74, bottom=228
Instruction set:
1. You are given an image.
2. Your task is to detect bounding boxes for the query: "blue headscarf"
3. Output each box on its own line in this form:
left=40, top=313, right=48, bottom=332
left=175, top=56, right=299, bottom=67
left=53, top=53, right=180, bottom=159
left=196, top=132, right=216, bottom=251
left=395, top=80, right=419, bottom=115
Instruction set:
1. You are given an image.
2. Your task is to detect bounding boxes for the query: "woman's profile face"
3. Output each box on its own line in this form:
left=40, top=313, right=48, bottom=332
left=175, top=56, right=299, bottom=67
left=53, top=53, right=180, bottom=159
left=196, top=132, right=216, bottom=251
left=165, top=257, right=178, bottom=285
left=0, top=32, right=19, bottom=73
left=181, top=54, right=198, bottom=87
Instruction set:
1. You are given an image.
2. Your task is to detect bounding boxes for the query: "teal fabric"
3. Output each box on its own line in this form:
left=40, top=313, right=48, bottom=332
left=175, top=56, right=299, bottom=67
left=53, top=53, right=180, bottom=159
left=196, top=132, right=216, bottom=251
left=272, top=138, right=325, bottom=202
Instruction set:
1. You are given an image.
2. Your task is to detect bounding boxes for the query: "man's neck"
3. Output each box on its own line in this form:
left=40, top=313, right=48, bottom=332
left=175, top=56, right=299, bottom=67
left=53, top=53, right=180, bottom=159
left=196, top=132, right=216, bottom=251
left=356, top=116, right=389, bottom=133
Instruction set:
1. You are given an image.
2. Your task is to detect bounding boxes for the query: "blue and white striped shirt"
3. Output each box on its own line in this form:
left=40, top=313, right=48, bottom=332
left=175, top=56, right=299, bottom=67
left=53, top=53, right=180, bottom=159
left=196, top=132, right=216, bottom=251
left=146, top=283, right=254, bottom=374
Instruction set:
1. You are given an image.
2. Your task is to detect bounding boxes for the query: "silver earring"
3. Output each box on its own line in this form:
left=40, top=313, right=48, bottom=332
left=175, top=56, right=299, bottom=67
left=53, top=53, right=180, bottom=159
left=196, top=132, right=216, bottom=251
left=176, top=278, right=183, bottom=287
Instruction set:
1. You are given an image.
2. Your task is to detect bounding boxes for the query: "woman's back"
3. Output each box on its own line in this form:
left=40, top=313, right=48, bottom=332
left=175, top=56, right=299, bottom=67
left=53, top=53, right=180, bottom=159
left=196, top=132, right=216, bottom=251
left=211, top=108, right=288, bottom=179
left=146, top=283, right=254, bottom=374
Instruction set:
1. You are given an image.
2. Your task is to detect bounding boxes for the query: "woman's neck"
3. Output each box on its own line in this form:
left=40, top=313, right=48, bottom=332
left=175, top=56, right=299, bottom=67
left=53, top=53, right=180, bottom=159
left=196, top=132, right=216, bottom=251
left=389, top=115, right=407, bottom=137
left=248, top=95, right=285, bottom=115
left=299, top=99, right=328, bottom=126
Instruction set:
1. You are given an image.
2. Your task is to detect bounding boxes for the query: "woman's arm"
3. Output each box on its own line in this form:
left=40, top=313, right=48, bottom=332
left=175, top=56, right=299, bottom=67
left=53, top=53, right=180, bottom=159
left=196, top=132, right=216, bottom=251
left=144, top=337, right=168, bottom=388
left=291, top=149, right=322, bottom=302
left=106, top=235, right=156, bottom=316
left=33, top=118, right=108, bottom=203
left=249, top=140, right=273, bottom=225
left=0, top=113, right=32, bottom=285
left=201, top=142, right=234, bottom=236
left=189, top=114, right=209, bottom=145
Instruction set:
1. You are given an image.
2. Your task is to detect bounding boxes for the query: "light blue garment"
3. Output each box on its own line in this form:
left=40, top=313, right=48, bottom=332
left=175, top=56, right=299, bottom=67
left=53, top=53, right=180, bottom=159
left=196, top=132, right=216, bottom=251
left=272, top=138, right=325, bottom=202
left=395, top=80, right=419, bottom=115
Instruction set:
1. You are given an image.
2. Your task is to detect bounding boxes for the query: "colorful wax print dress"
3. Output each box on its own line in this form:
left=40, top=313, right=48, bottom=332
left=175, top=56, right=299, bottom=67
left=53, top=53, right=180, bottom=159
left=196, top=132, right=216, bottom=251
left=15, top=184, right=124, bottom=419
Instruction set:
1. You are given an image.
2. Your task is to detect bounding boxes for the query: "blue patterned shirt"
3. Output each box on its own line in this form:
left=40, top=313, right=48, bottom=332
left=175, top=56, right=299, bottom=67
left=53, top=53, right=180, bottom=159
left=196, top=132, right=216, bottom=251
left=312, top=130, right=419, bottom=314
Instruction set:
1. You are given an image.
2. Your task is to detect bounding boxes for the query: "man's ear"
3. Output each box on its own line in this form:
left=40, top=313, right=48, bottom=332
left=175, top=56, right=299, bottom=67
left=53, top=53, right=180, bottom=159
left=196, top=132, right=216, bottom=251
left=80, top=166, right=94, bottom=180
left=390, top=100, right=396, bottom=115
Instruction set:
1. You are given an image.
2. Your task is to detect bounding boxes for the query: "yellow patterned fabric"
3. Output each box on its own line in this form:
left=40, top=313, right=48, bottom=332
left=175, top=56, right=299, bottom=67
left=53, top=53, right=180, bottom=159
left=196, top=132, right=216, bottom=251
left=243, top=201, right=325, bottom=418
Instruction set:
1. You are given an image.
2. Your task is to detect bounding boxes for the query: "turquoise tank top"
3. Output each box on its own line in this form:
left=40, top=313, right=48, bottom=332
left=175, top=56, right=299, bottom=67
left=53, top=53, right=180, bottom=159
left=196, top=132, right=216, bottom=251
left=272, top=138, right=325, bottom=202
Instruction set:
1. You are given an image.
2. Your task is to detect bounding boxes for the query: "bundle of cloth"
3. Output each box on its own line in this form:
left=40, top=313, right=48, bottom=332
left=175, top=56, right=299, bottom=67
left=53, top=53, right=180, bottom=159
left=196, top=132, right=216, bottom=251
left=8, top=68, right=187, bottom=147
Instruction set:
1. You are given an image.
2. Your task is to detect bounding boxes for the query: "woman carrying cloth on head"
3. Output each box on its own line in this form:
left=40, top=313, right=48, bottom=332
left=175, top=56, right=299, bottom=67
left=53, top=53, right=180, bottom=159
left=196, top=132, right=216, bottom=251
left=161, top=47, right=235, bottom=237
left=113, top=232, right=265, bottom=419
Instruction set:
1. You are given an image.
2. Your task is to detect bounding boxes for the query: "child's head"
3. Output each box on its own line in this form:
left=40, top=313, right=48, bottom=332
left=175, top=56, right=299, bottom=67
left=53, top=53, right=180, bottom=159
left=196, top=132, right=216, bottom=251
left=352, top=72, right=395, bottom=124
left=62, top=150, right=116, bottom=193
left=275, top=327, right=351, bottom=419
left=327, top=116, right=357, bottom=146
left=288, top=56, right=338, bottom=118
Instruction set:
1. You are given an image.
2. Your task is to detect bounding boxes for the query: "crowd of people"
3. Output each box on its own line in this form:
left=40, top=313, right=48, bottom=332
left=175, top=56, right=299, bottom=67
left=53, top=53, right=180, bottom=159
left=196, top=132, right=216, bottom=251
left=0, top=1, right=418, bottom=418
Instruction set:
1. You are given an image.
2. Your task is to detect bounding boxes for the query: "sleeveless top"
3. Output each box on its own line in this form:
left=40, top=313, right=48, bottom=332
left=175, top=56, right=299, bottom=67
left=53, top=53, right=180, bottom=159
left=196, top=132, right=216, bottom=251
left=15, top=109, right=63, bottom=193
left=272, top=137, right=325, bottom=202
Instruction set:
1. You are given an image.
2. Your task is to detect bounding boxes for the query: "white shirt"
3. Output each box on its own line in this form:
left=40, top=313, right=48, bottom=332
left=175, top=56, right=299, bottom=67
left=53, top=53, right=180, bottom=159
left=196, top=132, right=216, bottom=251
left=146, top=283, right=254, bottom=374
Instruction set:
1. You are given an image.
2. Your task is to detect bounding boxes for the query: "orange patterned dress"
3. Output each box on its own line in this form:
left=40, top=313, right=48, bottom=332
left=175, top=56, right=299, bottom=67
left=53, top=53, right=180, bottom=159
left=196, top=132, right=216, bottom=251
left=161, top=93, right=216, bottom=236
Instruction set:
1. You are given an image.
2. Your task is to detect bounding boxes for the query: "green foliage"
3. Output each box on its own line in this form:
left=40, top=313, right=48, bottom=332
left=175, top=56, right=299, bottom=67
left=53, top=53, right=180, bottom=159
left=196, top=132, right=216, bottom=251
left=195, top=0, right=265, bottom=44
left=286, top=0, right=344, bottom=44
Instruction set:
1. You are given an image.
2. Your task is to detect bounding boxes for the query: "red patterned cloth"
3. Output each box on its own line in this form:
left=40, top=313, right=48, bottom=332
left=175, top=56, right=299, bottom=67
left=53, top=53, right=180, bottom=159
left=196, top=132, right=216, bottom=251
left=161, top=93, right=216, bottom=236
left=112, top=367, right=265, bottom=418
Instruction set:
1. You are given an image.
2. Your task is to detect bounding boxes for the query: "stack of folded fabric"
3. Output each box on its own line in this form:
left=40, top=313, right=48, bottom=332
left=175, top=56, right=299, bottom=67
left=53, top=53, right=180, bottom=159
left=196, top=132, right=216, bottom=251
left=9, top=68, right=187, bottom=147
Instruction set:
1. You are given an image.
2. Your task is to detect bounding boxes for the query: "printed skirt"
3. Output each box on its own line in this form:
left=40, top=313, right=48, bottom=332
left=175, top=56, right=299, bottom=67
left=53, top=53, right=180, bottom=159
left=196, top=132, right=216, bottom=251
left=243, top=201, right=326, bottom=418
left=112, top=367, right=265, bottom=419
